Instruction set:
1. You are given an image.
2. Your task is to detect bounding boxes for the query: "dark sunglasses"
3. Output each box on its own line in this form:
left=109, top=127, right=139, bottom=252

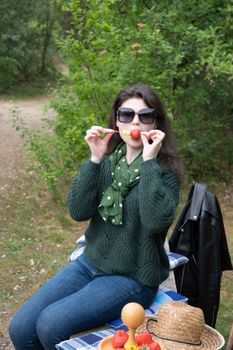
left=117, top=107, right=157, bottom=124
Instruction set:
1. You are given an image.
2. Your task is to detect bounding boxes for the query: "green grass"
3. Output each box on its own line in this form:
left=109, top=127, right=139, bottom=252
left=217, top=271, right=233, bottom=344
left=0, top=169, right=78, bottom=309
left=215, top=211, right=233, bottom=346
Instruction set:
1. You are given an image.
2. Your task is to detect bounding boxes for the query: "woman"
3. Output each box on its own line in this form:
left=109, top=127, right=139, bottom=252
left=9, top=84, right=184, bottom=350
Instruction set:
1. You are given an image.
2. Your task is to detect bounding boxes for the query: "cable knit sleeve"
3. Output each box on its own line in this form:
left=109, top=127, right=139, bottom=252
left=139, top=159, right=180, bottom=233
left=67, top=159, right=102, bottom=221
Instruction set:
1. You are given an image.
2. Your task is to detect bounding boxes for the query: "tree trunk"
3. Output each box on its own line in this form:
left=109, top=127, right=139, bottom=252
left=40, top=0, right=53, bottom=74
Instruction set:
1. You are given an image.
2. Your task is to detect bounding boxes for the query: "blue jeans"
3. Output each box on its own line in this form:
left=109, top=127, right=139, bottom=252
left=9, top=254, right=158, bottom=350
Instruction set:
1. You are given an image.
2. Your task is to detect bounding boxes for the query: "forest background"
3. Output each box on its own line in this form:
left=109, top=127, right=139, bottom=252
left=0, top=0, right=232, bottom=348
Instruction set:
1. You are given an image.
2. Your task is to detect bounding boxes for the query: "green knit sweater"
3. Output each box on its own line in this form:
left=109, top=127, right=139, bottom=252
left=67, top=157, right=180, bottom=287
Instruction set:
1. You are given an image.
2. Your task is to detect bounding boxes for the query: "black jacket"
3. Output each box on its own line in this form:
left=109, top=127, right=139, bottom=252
left=169, top=183, right=232, bottom=327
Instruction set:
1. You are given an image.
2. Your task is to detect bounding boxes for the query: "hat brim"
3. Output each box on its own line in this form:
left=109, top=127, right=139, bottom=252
left=138, top=318, right=225, bottom=350
left=154, top=325, right=224, bottom=350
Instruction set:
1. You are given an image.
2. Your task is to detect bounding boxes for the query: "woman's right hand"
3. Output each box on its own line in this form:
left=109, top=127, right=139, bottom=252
left=85, top=126, right=115, bottom=163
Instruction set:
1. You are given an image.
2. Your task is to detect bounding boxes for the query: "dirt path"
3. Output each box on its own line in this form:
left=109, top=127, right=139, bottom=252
left=0, top=98, right=56, bottom=195
left=0, top=97, right=56, bottom=349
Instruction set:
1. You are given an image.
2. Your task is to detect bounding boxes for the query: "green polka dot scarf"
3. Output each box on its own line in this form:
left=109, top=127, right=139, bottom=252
left=98, top=142, right=142, bottom=225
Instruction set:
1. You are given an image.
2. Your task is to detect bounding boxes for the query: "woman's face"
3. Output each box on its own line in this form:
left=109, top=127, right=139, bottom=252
left=116, top=97, right=156, bottom=149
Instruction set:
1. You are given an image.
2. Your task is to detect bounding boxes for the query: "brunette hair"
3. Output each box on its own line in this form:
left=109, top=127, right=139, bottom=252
left=107, top=84, right=184, bottom=179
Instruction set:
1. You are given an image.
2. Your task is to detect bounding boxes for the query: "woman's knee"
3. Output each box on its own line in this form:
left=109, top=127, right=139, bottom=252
left=36, top=307, right=64, bottom=349
left=9, top=311, right=31, bottom=348
left=9, top=314, right=20, bottom=344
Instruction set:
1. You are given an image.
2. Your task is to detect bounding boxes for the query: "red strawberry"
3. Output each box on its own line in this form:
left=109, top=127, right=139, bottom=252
left=112, top=330, right=129, bottom=348
left=135, top=332, right=153, bottom=346
left=130, top=129, right=140, bottom=140
left=149, top=341, right=161, bottom=350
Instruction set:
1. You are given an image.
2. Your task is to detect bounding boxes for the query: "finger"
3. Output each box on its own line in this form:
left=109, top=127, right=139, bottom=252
left=87, top=126, right=103, bottom=138
left=140, top=133, right=149, bottom=147
left=90, top=125, right=109, bottom=135
left=156, top=130, right=165, bottom=140
left=85, top=133, right=98, bottom=142
left=150, top=133, right=165, bottom=143
left=90, top=127, right=117, bottom=138
left=100, top=129, right=117, bottom=139
left=102, top=132, right=114, bottom=143
left=104, top=128, right=117, bottom=134
left=86, top=129, right=99, bottom=137
left=150, top=130, right=165, bottom=140
left=140, top=131, right=150, bottom=137
left=86, top=128, right=100, bottom=137
left=150, top=137, right=163, bottom=149
left=90, top=125, right=104, bottom=131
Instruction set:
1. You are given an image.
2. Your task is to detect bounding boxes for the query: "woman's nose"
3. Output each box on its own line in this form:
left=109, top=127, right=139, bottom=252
left=132, top=114, right=140, bottom=124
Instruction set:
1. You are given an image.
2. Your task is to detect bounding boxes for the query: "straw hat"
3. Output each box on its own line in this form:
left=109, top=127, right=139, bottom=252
left=137, top=301, right=225, bottom=350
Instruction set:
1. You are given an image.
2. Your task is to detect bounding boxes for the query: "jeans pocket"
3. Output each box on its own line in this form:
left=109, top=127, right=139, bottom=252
left=77, top=254, right=105, bottom=276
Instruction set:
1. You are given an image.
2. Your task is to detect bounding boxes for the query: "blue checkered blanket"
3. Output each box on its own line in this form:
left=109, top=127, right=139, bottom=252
left=56, top=328, right=115, bottom=350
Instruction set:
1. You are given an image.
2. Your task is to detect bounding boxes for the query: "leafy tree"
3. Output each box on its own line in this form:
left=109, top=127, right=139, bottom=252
left=0, top=0, right=60, bottom=90
left=25, top=0, right=233, bottom=194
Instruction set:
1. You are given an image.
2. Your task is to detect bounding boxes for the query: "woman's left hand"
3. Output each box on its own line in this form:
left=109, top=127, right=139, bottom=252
left=141, top=129, right=165, bottom=161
